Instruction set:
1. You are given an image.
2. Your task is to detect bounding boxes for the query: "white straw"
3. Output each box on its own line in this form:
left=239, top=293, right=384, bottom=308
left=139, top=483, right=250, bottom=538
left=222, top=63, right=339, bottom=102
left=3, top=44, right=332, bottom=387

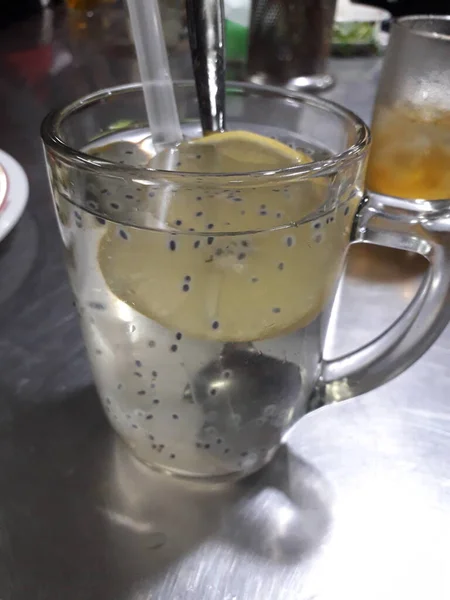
left=126, top=0, right=183, bottom=148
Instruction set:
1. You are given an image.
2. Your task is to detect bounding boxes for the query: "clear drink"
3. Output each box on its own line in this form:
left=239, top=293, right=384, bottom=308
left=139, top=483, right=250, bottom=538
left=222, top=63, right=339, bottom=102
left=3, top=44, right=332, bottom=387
left=52, top=128, right=356, bottom=479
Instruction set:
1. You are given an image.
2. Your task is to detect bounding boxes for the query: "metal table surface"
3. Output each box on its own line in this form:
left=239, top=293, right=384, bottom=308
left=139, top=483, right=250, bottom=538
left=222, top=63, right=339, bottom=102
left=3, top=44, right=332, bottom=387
left=1, top=8, right=450, bottom=600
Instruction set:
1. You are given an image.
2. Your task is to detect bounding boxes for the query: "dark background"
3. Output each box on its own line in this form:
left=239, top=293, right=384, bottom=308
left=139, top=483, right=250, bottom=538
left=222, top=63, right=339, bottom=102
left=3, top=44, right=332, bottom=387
left=1, top=0, right=449, bottom=30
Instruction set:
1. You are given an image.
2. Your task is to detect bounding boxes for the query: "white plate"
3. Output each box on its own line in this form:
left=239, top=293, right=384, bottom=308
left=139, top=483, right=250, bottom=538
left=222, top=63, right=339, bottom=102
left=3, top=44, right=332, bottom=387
left=0, top=149, right=29, bottom=243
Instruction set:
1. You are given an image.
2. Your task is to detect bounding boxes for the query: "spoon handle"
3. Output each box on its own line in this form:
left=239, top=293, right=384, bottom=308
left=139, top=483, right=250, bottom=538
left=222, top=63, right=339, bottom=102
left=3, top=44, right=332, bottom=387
left=186, top=0, right=226, bottom=134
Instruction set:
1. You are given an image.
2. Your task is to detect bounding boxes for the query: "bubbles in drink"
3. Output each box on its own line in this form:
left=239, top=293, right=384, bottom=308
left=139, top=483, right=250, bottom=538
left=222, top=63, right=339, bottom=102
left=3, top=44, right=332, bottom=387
left=367, top=103, right=450, bottom=199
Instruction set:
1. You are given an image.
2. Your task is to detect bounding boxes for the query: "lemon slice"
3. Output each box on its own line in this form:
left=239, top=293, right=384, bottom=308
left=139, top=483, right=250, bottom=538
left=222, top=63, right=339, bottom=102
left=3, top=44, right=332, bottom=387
left=190, top=130, right=311, bottom=171
left=97, top=131, right=344, bottom=341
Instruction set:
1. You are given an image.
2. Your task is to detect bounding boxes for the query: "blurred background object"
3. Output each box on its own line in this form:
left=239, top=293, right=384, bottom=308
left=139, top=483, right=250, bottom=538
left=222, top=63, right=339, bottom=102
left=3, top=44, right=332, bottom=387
left=332, top=0, right=391, bottom=56
left=357, top=0, right=450, bottom=17
left=247, top=0, right=337, bottom=91
left=225, top=0, right=251, bottom=64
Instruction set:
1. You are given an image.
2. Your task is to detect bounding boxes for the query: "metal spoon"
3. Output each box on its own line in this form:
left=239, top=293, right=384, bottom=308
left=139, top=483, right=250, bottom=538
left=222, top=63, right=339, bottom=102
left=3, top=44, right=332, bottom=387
left=182, top=0, right=302, bottom=464
left=189, top=343, right=302, bottom=463
left=186, top=0, right=226, bottom=134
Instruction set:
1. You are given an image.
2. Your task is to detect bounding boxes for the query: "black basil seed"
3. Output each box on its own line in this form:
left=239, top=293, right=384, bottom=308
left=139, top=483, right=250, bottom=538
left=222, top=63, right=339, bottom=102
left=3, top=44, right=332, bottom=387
left=96, top=217, right=106, bottom=225
left=194, top=240, right=201, bottom=249
left=172, top=414, right=179, bottom=420
left=196, top=211, right=203, bottom=217
left=125, top=194, right=133, bottom=199
left=207, top=237, right=214, bottom=245
left=182, top=284, right=190, bottom=292
left=153, top=399, right=160, bottom=404
left=207, top=223, right=214, bottom=230
left=136, top=360, right=142, bottom=367
left=278, top=262, right=284, bottom=271
left=88, top=301, right=105, bottom=310
left=110, top=202, right=119, bottom=209
left=344, top=206, right=350, bottom=216
left=119, top=229, right=128, bottom=240
left=146, top=414, right=153, bottom=419
left=169, top=240, right=176, bottom=251
left=272, top=307, right=281, bottom=314
left=175, top=219, right=182, bottom=226
left=138, top=390, right=146, bottom=396
left=176, top=332, right=182, bottom=340
left=170, top=344, right=178, bottom=352
left=170, top=454, right=176, bottom=459
left=314, top=222, right=321, bottom=229
left=134, top=371, right=142, bottom=377
left=212, top=321, right=219, bottom=329
left=148, top=340, right=156, bottom=348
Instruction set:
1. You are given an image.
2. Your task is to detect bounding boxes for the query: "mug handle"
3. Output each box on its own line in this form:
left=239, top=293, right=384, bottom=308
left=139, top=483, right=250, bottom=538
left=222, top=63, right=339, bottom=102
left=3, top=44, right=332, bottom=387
left=321, top=191, right=450, bottom=402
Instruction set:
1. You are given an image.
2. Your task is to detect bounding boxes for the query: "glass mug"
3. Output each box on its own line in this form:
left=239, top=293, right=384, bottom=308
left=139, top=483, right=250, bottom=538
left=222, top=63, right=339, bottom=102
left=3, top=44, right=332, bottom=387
left=42, top=82, right=450, bottom=481
left=367, top=15, right=450, bottom=200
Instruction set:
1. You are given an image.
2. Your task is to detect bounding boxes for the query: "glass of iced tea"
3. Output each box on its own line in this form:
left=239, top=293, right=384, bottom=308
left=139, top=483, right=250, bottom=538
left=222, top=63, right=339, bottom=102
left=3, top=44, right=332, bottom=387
left=42, top=82, right=450, bottom=481
left=366, top=16, right=450, bottom=200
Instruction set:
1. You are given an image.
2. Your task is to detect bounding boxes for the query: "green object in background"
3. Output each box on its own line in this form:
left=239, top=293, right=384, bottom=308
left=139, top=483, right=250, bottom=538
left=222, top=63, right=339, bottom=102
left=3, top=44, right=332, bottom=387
left=332, top=22, right=376, bottom=45
left=225, top=18, right=249, bottom=62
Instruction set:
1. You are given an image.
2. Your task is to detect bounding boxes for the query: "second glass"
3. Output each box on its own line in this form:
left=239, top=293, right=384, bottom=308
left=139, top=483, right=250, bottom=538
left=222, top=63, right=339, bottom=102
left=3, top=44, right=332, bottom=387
left=366, top=15, right=450, bottom=200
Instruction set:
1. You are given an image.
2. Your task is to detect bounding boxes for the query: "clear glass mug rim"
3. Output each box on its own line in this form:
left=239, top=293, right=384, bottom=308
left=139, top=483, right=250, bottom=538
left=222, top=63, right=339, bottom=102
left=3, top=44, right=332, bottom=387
left=394, top=14, right=450, bottom=41
left=41, top=80, right=370, bottom=184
